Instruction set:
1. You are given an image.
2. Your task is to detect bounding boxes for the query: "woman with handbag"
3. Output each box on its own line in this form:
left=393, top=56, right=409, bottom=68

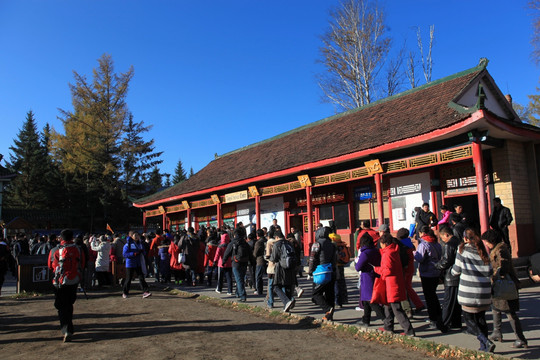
left=482, top=230, right=528, bottom=348
left=451, top=229, right=494, bottom=352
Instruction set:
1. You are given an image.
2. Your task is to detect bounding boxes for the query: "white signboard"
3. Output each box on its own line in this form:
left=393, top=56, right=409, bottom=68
left=261, top=196, right=284, bottom=231
left=236, top=201, right=256, bottom=228
left=224, top=190, right=248, bottom=203
left=389, top=172, right=432, bottom=231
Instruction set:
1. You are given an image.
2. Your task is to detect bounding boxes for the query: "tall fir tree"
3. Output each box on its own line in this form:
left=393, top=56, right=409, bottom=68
left=189, top=167, right=194, bottom=178
left=6, top=111, right=49, bottom=209
left=53, top=53, right=133, bottom=229
left=173, top=159, right=187, bottom=184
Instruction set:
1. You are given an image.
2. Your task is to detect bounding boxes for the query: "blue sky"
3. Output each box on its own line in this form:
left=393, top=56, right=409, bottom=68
left=0, top=0, right=537, bottom=180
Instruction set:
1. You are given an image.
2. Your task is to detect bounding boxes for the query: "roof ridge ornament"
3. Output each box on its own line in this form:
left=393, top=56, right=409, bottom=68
left=478, top=57, right=489, bottom=69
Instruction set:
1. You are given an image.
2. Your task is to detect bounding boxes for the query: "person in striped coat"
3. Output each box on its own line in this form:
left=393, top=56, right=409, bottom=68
left=451, top=229, right=494, bottom=353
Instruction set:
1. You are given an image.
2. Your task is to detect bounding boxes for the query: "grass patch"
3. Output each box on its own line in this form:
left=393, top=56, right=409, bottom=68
left=11, top=291, right=43, bottom=299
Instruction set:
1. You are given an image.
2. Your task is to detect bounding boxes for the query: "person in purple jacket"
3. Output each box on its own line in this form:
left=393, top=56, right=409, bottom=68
left=355, top=232, right=385, bottom=327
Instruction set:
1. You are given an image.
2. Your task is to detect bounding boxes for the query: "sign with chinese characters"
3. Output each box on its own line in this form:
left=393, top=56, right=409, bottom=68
left=364, top=159, right=383, bottom=175
left=297, top=174, right=312, bottom=188
left=296, top=192, right=345, bottom=207
left=248, top=186, right=259, bottom=197
left=354, top=186, right=373, bottom=200
left=224, top=190, right=248, bottom=203
left=389, top=183, right=422, bottom=196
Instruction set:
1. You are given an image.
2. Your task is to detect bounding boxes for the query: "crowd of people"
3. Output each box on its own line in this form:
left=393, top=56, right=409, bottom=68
left=0, top=197, right=527, bottom=351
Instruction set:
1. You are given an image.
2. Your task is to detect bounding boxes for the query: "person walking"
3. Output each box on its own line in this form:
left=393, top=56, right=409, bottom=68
left=223, top=226, right=254, bottom=302
left=373, top=234, right=415, bottom=336
left=48, top=229, right=85, bottom=342
left=308, top=226, right=337, bottom=321
left=269, top=230, right=297, bottom=312
left=413, top=225, right=443, bottom=330
left=214, top=232, right=233, bottom=295
left=122, top=232, right=152, bottom=299
left=253, top=229, right=267, bottom=296
left=435, top=226, right=462, bottom=332
left=482, top=229, right=528, bottom=348
left=354, top=232, right=385, bottom=327
left=451, top=229, right=495, bottom=353
left=90, top=235, right=112, bottom=288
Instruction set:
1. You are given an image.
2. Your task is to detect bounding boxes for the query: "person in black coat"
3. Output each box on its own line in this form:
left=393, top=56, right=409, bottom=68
left=435, top=226, right=462, bottom=333
left=415, top=203, right=438, bottom=237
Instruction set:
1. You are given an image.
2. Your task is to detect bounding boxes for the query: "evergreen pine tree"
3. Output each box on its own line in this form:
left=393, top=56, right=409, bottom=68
left=173, top=159, right=187, bottom=184
left=6, top=111, right=49, bottom=208
left=189, top=167, right=194, bottom=178
left=120, top=113, right=163, bottom=200
left=147, top=166, right=163, bottom=194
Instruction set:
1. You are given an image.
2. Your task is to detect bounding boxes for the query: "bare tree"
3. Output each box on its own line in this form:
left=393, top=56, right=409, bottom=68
left=416, top=25, right=435, bottom=83
left=530, top=0, right=540, bottom=64
left=317, top=0, right=391, bottom=111
left=405, top=51, right=419, bottom=88
left=385, top=46, right=405, bottom=96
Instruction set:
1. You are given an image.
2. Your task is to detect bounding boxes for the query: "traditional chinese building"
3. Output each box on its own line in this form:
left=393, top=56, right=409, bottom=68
left=134, top=60, right=540, bottom=259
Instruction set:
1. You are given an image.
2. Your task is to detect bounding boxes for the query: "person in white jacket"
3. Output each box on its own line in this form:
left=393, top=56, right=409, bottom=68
left=91, top=235, right=112, bottom=287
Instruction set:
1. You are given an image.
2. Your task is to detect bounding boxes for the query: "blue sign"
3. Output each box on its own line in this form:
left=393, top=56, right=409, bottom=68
left=354, top=186, right=372, bottom=200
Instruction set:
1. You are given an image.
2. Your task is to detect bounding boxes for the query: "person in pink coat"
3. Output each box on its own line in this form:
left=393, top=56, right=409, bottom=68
left=213, top=233, right=233, bottom=294
left=373, top=234, right=415, bottom=336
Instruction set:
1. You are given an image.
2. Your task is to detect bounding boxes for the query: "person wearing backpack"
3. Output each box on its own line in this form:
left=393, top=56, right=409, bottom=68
left=48, top=229, right=85, bottom=342
left=308, top=226, right=337, bottom=321
left=270, top=231, right=297, bottom=312
left=223, top=225, right=254, bottom=302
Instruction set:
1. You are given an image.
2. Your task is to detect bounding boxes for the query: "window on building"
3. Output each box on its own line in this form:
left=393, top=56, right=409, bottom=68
left=319, top=203, right=350, bottom=230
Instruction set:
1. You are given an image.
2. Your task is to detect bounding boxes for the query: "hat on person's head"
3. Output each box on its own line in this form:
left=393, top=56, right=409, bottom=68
left=377, top=223, right=389, bottom=232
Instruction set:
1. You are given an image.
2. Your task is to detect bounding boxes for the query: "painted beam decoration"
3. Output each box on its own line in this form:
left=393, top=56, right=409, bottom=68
left=211, top=194, right=220, bottom=204
left=182, top=200, right=190, bottom=209
left=364, top=159, right=383, bottom=175
left=158, top=205, right=166, bottom=214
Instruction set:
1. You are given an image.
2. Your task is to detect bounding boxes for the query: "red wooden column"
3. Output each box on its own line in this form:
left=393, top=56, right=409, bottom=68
left=217, top=202, right=222, bottom=228
left=473, top=141, right=489, bottom=234
left=255, top=195, right=261, bottom=229
left=375, top=173, right=384, bottom=226
left=186, top=208, right=192, bottom=229
left=162, top=213, right=167, bottom=231
left=306, top=185, right=313, bottom=254
left=143, top=211, right=147, bottom=233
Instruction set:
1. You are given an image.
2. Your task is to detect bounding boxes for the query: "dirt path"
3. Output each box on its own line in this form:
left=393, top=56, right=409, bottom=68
left=0, top=288, right=436, bottom=360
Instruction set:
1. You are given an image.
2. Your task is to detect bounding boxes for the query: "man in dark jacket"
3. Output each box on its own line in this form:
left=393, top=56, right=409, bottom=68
left=415, top=203, right=438, bottom=237
left=308, top=226, right=337, bottom=321
left=179, top=228, right=200, bottom=286
left=435, top=225, right=462, bottom=333
left=489, top=197, right=514, bottom=252
left=223, top=225, right=255, bottom=302
left=253, top=229, right=267, bottom=296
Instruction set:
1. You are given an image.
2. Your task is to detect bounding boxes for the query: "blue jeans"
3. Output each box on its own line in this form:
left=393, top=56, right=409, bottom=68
left=232, top=264, right=247, bottom=300
left=267, top=276, right=275, bottom=306
left=255, top=264, right=266, bottom=294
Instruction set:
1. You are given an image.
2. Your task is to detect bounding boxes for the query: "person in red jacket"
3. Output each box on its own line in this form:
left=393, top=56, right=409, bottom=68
left=48, top=229, right=85, bottom=342
left=373, top=234, right=415, bottom=336
left=356, top=220, right=380, bottom=252
left=149, top=229, right=164, bottom=281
